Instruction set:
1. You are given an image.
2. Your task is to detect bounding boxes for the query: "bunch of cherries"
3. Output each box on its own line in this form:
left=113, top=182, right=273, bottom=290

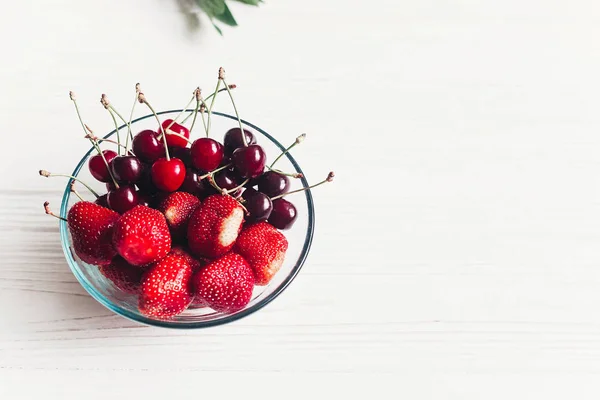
left=45, top=68, right=332, bottom=229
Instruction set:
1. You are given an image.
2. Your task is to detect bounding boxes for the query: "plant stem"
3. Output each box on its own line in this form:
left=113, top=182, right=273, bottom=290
left=44, top=202, right=67, bottom=222
left=106, top=108, right=122, bottom=155
left=70, top=181, right=85, bottom=202
left=126, top=84, right=140, bottom=152
left=198, top=163, right=232, bottom=180
left=139, top=93, right=170, bottom=161
left=180, top=86, right=232, bottom=124
left=222, top=78, right=246, bottom=146
left=270, top=134, right=306, bottom=168
left=270, top=172, right=334, bottom=201
left=224, top=178, right=250, bottom=195
left=69, top=92, right=119, bottom=188
left=39, top=170, right=100, bottom=198
left=207, top=79, right=221, bottom=136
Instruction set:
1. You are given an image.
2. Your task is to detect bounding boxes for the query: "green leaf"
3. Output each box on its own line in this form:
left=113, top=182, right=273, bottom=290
left=214, top=3, right=238, bottom=26
left=196, top=0, right=226, bottom=17
left=231, top=0, right=261, bottom=5
left=211, top=21, right=223, bottom=35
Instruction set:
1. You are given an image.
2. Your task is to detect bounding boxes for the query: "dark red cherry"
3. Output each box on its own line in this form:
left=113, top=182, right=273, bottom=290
left=190, top=138, right=224, bottom=172
left=88, top=150, right=117, bottom=183
left=161, top=119, right=190, bottom=148
left=241, top=187, right=258, bottom=200
left=132, top=130, right=164, bottom=163
left=169, top=146, right=192, bottom=167
left=223, top=128, right=256, bottom=156
left=136, top=191, right=153, bottom=207
left=268, top=198, right=297, bottom=230
left=136, top=164, right=159, bottom=194
left=107, top=185, right=139, bottom=214
left=232, top=144, right=266, bottom=178
left=106, top=181, right=117, bottom=191
left=110, top=155, right=142, bottom=183
left=95, top=194, right=109, bottom=208
left=151, top=158, right=186, bottom=192
left=213, top=169, right=240, bottom=191
left=180, top=167, right=209, bottom=198
left=257, top=171, right=290, bottom=197
left=246, top=191, right=273, bottom=221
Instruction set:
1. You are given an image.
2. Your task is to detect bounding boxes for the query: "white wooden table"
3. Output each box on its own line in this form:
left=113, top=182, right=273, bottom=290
left=3, top=0, right=600, bottom=398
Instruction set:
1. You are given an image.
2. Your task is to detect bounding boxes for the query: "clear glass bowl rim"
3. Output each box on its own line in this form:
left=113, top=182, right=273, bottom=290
left=59, top=110, right=315, bottom=329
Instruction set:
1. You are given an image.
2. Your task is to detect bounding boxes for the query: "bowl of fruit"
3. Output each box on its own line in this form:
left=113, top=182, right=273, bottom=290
left=41, top=69, right=333, bottom=328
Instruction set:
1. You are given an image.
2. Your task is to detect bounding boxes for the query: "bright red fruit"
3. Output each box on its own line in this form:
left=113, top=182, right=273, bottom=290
left=190, top=138, right=224, bottom=172
left=157, top=192, right=201, bottom=240
left=187, top=194, right=245, bottom=259
left=88, top=150, right=117, bottom=183
left=161, top=119, right=190, bottom=148
left=151, top=157, right=186, bottom=192
left=132, top=130, right=164, bottom=163
left=99, top=256, right=143, bottom=294
left=112, top=205, right=172, bottom=267
left=67, top=201, right=119, bottom=265
left=139, top=252, right=194, bottom=319
left=235, top=222, right=288, bottom=285
left=171, top=246, right=206, bottom=272
left=231, top=144, right=266, bottom=178
left=192, top=253, right=254, bottom=313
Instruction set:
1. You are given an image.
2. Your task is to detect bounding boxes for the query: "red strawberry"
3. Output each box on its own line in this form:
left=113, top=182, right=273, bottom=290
left=187, top=194, right=244, bottom=259
left=67, top=201, right=119, bottom=266
left=139, top=252, right=194, bottom=318
left=192, top=253, right=254, bottom=313
left=235, top=222, right=288, bottom=285
left=99, top=256, right=143, bottom=294
left=157, top=192, right=200, bottom=241
left=112, top=205, right=172, bottom=267
left=171, top=245, right=206, bottom=272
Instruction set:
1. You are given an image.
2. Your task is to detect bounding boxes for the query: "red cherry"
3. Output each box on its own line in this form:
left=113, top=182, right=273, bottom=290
left=161, top=119, right=190, bottom=148
left=110, top=155, right=142, bottom=184
left=107, top=185, right=139, bottom=214
left=180, top=167, right=209, bottom=198
left=190, top=138, right=224, bottom=172
left=151, top=158, right=186, bottom=192
left=88, top=150, right=117, bottom=183
left=223, top=128, right=256, bottom=156
left=268, top=198, right=297, bottom=230
left=132, top=130, right=164, bottom=163
left=95, top=193, right=109, bottom=208
left=232, top=144, right=266, bottom=178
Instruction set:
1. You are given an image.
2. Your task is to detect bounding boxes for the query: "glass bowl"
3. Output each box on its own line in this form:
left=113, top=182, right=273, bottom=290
left=59, top=110, right=314, bottom=328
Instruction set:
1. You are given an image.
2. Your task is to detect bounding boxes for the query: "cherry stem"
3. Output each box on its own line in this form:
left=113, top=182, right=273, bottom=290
left=107, top=109, right=122, bottom=155
left=221, top=77, right=246, bottom=146
left=270, top=134, right=306, bottom=169
left=271, top=171, right=334, bottom=200
left=198, top=163, right=232, bottom=180
left=70, top=180, right=85, bottom=202
left=107, top=105, right=132, bottom=149
left=207, top=175, right=224, bottom=194
left=163, top=130, right=193, bottom=145
left=206, top=72, right=222, bottom=136
left=85, top=135, right=128, bottom=151
left=39, top=170, right=100, bottom=198
left=180, top=86, right=233, bottom=124
left=224, top=178, right=250, bottom=195
left=44, top=201, right=67, bottom=222
left=267, top=168, right=303, bottom=178
left=69, top=92, right=119, bottom=188
left=165, top=94, right=195, bottom=133
left=126, top=84, right=140, bottom=152
left=189, top=88, right=206, bottom=136
left=85, top=125, right=120, bottom=189
left=139, top=92, right=170, bottom=161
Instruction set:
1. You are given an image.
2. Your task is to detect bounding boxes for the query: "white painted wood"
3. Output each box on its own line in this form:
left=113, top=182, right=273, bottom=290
left=3, top=0, right=600, bottom=398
